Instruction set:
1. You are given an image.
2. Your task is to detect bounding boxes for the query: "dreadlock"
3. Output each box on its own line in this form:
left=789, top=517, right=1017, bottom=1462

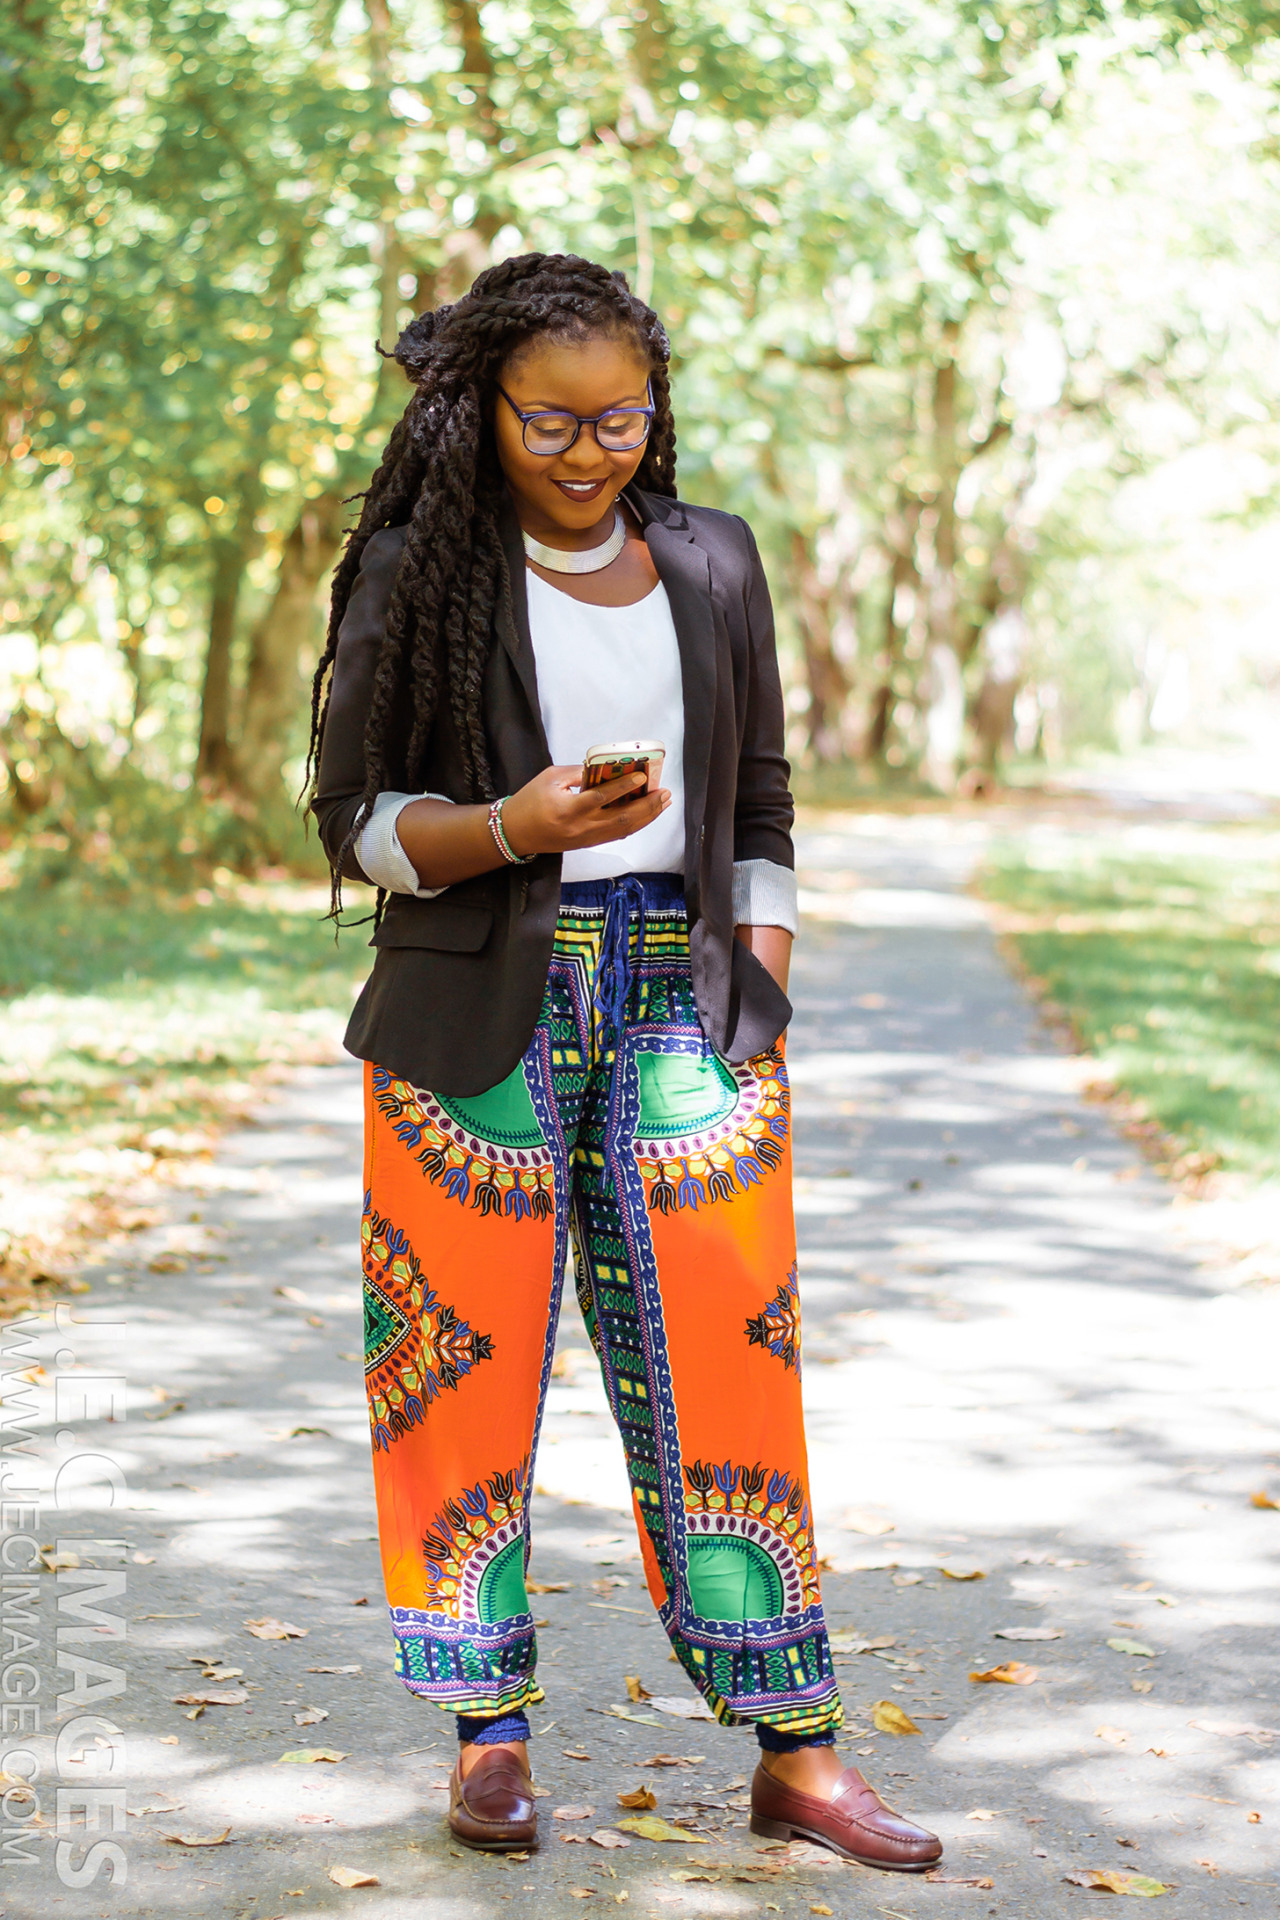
left=305, top=252, right=678, bottom=911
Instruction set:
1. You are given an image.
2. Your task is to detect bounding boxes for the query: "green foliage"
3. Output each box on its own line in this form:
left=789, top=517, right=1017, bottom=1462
left=2, top=0, right=1279, bottom=838
left=982, top=836, right=1280, bottom=1177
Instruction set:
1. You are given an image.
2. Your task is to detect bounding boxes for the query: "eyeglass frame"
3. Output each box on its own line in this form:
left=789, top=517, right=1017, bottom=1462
left=496, top=380, right=655, bottom=456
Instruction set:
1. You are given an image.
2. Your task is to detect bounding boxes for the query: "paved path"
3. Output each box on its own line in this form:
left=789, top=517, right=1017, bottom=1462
left=6, top=811, right=1279, bottom=1918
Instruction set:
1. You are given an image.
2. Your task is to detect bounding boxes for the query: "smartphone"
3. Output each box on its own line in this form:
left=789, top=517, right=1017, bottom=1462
left=581, top=740, right=665, bottom=804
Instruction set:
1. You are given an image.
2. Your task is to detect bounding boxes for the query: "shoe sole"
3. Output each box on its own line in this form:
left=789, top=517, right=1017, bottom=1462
left=750, top=1812, right=939, bottom=1873
left=448, top=1829, right=538, bottom=1853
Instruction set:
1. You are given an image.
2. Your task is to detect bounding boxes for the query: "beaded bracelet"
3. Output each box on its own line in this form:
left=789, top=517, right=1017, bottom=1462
left=488, top=796, right=533, bottom=866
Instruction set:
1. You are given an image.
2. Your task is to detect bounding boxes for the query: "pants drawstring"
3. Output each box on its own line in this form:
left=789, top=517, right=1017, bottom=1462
left=596, top=874, right=648, bottom=1048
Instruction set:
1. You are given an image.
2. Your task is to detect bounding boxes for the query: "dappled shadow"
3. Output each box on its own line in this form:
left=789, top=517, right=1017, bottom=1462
left=10, top=815, right=1280, bottom=1916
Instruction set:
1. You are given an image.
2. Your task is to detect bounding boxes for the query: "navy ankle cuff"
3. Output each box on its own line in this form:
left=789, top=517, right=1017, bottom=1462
left=456, top=1711, right=531, bottom=1747
left=756, top=1724, right=837, bottom=1754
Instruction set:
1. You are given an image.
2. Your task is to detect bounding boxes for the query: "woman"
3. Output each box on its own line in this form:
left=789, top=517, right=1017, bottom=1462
left=309, top=252, right=941, bottom=1872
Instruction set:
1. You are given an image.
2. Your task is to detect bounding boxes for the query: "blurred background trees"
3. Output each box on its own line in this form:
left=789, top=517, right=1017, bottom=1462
left=3, top=0, right=1279, bottom=872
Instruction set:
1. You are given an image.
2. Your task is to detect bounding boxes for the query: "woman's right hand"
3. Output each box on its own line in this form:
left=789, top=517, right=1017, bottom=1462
left=502, top=765, right=671, bottom=857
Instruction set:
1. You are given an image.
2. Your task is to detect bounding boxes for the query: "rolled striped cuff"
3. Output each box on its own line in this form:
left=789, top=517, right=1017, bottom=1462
left=353, top=790, right=452, bottom=898
left=731, top=858, right=798, bottom=935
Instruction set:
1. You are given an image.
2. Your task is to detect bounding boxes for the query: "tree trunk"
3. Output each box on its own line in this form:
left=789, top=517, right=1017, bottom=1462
left=196, top=524, right=253, bottom=785
left=789, top=529, right=850, bottom=762
left=236, top=491, right=347, bottom=801
left=867, top=503, right=920, bottom=765
left=918, top=329, right=964, bottom=790
left=969, top=604, right=1028, bottom=776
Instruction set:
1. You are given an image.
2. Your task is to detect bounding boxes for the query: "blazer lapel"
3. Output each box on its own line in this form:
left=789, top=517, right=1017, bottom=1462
left=632, top=491, right=716, bottom=884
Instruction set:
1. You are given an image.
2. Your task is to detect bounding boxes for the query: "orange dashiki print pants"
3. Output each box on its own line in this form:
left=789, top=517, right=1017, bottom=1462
left=361, top=873, right=842, bottom=1738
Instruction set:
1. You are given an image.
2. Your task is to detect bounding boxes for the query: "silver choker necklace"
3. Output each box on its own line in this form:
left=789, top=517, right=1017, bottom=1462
left=523, top=508, right=626, bottom=575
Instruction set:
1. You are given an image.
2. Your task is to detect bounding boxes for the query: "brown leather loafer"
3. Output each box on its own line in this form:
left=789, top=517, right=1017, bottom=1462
left=448, top=1746, right=538, bottom=1852
left=750, top=1760, right=942, bottom=1872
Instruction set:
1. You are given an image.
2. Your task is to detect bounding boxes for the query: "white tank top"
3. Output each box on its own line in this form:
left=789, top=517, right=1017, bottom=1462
left=525, top=568, right=686, bottom=882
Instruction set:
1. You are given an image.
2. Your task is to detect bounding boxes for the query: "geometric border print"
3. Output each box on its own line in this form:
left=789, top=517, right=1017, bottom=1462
left=371, top=1066, right=555, bottom=1221
left=362, top=1197, right=493, bottom=1451
left=744, top=1262, right=801, bottom=1374
left=634, top=1041, right=790, bottom=1215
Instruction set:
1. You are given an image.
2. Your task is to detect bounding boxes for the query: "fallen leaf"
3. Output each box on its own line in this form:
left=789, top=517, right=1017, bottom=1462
left=276, top=1285, right=310, bottom=1303
left=605, top=1706, right=661, bottom=1726
left=1096, top=1727, right=1130, bottom=1746
left=328, top=1865, right=379, bottom=1888
left=811, top=1906, right=834, bottom=1915
left=308, top=1665, right=362, bottom=1674
left=561, top=1833, right=589, bottom=1845
left=639, top=1754, right=704, bottom=1768
left=1063, top=1868, right=1172, bottom=1896
left=843, top=1510, right=896, bottom=1535
left=872, top=1700, right=920, bottom=1736
left=970, top=1662, right=1038, bottom=1685
left=646, top=1696, right=716, bottom=1721
left=527, top=1580, right=572, bottom=1593
left=671, top=1870, right=720, bottom=1883
left=1196, top=1858, right=1218, bottom=1875
left=1249, top=1491, right=1278, bottom=1510
left=593, top=1576, right=629, bottom=1594
left=926, top=1873, right=995, bottom=1889
left=294, top=1708, right=329, bottom=1726
left=966, top=1808, right=999, bottom=1821
left=184, top=1707, right=204, bottom=1720
left=590, top=1830, right=631, bottom=1848
left=1248, top=1811, right=1262, bottom=1823
left=277, top=1749, right=347, bottom=1764
left=615, top=1815, right=709, bottom=1844
left=132, top=1552, right=156, bottom=1564
left=164, top=1828, right=233, bottom=1848
left=994, top=1627, right=1064, bottom=1642
left=554, top=1806, right=596, bottom=1821
left=1108, top=1639, right=1157, bottom=1658
left=625, top=1675, right=653, bottom=1702
left=1147, top=1747, right=1168, bottom=1758
left=351, top=1596, right=369, bottom=1606
left=617, top=1787, right=658, bottom=1810
left=829, top=1630, right=897, bottom=1654
left=172, top=1689, right=247, bottom=1706
left=296, top=1813, right=336, bottom=1824
left=159, top=1735, right=180, bottom=1746
left=563, top=1748, right=592, bottom=1760
left=245, top=1617, right=307, bottom=1640
left=941, top=1565, right=986, bottom=1581
left=38, top=1548, right=80, bottom=1572
left=892, top=1571, right=923, bottom=1586
left=569, top=1891, right=594, bottom=1900
left=1132, top=1679, right=1154, bottom=1693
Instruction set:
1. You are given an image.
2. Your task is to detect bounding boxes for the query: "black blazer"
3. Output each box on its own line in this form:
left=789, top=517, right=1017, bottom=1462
left=312, top=484, right=795, bottom=1097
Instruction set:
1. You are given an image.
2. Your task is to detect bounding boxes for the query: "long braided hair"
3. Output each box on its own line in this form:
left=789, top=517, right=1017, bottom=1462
left=306, top=252, right=677, bottom=910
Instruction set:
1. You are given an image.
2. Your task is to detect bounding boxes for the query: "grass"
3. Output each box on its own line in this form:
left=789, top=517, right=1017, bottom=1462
left=980, top=829, right=1280, bottom=1182
left=0, top=869, right=369, bottom=1299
